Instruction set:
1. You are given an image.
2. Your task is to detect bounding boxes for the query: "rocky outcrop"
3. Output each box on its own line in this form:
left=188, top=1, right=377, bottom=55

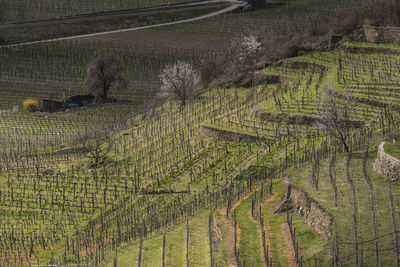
left=364, top=26, right=400, bottom=44
left=275, top=184, right=333, bottom=240
left=200, top=125, right=268, bottom=143
left=373, top=142, right=400, bottom=181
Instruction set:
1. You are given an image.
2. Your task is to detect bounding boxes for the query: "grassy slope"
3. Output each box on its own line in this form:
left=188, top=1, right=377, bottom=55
left=385, top=141, right=400, bottom=159
left=2, top=4, right=400, bottom=262
left=102, top=210, right=210, bottom=267
left=286, top=138, right=400, bottom=266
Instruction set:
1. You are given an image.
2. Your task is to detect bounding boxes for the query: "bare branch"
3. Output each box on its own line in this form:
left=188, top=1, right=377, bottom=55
left=85, top=53, right=127, bottom=102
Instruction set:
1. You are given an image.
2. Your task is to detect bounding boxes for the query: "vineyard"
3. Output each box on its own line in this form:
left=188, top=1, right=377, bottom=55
left=0, top=38, right=400, bottom=265
left=0, top=0, right=184, bottom=24
left=1, top=0, right=400, bottom=266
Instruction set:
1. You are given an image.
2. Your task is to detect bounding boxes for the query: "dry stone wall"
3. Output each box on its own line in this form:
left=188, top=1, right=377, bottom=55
left=253, top=108, right=318, bottom=126
left=275, top=184, right=333, bottom=240
left=253, top=107, right=364, bottom=128
left=279, top=60, right=328, bottom=73
left=373, top=142, right=400, bottom=181
left=364, top=26, right=400, bottom=44
left=200, top=125, right=268, bottom=143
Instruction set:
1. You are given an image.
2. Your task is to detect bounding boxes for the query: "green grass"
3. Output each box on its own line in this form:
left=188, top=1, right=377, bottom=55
left=2, top=26, right=400, bottom=267
left=384, top=141, right=400, bottom=159
left=102, top=210, right=210, bottom=267
left=287, top=138, right=400, bottom=266
left=260, top=181, right=290, bottom=267
left=233, top=194, right=263, bottom=266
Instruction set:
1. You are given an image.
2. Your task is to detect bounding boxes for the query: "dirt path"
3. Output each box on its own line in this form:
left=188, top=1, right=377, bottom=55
left=0, top=0, right=246, bottom=49
left=248, top=208, right=267, bottom=267
left=214, top=192, right=253, bottom=267
left=217, top=209, right=238, bottom=267
left=280, top=223, right=297, bottom=267
left=257, top=194, right=277, bottom=266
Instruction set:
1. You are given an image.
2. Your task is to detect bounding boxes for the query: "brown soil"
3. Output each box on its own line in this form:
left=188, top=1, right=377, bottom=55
left=280, top=223, right=297, bottom=267
left=0, top=5, right=226, bottom=45
left=260, top=193, right=277, bottom=258
left=93, top=29, right=231, bottom=52
left=217, top=209, right=238, bottom=267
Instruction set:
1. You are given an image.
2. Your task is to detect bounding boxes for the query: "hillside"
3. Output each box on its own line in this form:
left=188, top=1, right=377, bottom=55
left=1, top=0, right=400, bottom=266
left=0, top=38, right=399, bottom=266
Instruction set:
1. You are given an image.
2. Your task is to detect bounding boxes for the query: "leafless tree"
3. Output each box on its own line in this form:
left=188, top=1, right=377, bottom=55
left=85, top=53, right=127, bottom=102
left=315, top=87, right=359, bottom=152
left=159, top=60, right=200, bottom=106
left=361, top=0, right=400, bottom=26
left=82, top=132, right=114, bottom=166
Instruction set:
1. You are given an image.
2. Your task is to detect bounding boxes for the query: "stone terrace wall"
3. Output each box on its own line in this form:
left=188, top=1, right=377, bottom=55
left=364, top=26, right=400, bottom=44
left=200, top=125, right=268, bottom=143
left=275, top=184, right=333, bottom=240
left=373, top=142, right=400, bottom=181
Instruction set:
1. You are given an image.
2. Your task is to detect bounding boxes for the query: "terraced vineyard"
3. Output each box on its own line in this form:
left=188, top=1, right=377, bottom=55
left=0, top=0, right=400, bottom=265
left=0, top=35, right=400, bottom=266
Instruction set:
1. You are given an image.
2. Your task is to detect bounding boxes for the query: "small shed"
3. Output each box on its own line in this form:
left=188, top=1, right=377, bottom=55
left=42, top=99, right=66, bottom=113
left=66, top=94, right=94, bottom=107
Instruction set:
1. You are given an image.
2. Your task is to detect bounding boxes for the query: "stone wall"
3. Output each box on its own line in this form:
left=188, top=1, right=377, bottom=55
left=252, top=73, right=293, bottom=87
left=275, top=184, right=333, bottom=240
left=373, top=142, right=400, bottom=181
left=279, top=60, right=328, bottom=73
left=253, top=107, right=364, bottom=128
left=364, top=26, right=400, bottom=44
left=200, top=125, right=268, bottom=143
left=253, top=108, right=317, bottom=126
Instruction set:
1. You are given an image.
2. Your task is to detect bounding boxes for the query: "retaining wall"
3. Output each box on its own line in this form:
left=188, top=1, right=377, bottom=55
left=364, top=26, right=400, bottom=44
left=275, top=184, right=333, bottom=240
left=373, top=142, right=400, bottom=181
left=200, top=125, right=268, bottom=143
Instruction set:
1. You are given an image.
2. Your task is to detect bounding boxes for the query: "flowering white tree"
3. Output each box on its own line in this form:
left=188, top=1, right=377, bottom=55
left=159, top=60, right=200, bottom=106
left=237, top=34, right=262, bottom=62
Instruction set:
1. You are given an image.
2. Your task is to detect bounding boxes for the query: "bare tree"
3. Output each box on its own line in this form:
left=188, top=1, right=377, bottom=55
left=315, top=87, right=359, bottom=152
left=159, top=60, right=201, bottom=106
left=361, top=0, right=399, bottom=26
left=82, top=132, right=114, bottom=167
left=85, top=53, right=127, bottom=102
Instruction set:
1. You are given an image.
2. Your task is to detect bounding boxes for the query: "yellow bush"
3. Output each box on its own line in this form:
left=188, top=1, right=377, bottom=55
left=23, top=99, right=39, bottom=112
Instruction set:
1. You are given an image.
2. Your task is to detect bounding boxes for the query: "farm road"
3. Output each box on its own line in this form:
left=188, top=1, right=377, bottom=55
left=0, top=0, right=246, bottom=49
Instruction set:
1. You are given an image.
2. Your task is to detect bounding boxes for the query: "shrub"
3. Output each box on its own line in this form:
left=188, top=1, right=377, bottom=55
left=23, top=99, right=38, bottom=112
